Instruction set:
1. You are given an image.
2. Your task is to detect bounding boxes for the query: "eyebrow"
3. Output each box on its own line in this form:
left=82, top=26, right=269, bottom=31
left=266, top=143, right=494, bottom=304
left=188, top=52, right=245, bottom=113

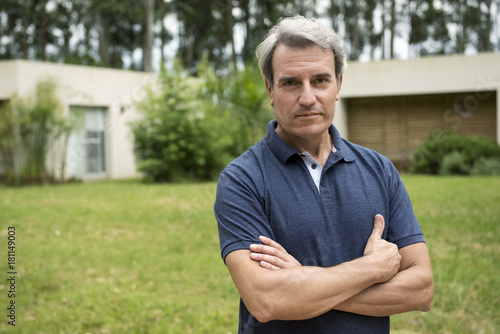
left=277, top=73, right=333, bottom=83
left=312, top=73, right=333, bottom=79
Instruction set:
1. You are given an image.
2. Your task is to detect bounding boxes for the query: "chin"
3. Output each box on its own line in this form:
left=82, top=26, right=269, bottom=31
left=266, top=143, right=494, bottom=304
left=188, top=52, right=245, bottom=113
left=294, top=123, right=330, bottom=138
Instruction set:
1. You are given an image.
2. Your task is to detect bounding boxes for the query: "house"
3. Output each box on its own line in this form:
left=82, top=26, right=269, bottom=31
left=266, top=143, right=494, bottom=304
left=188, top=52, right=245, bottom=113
left=336, top=52, right=500, bottom=169
left=0, top=60, right=155, bottom=180
left=0, top=53, right=499, bottom=180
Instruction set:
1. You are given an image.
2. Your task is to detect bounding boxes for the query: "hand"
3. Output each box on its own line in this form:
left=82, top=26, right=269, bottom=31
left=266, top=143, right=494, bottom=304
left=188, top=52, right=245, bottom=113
left=363, top=214, right=401, bottom=283
left=249, top=236, right=302, bottom=270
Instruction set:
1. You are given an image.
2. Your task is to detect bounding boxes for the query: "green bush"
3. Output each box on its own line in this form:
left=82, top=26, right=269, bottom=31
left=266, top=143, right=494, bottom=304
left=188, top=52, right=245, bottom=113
left=133, top=64, right=223, bottom=182
left=0, top=79, right=72, bottom=185
left=198, top=58, right=272, bottom=153
left=471, top=157, right=500, bottom=175
left=439, top=151, right=470, bottom=175
left=411, top=127, right=500, bottom=175
left=131, top=61, right=272, bottom=182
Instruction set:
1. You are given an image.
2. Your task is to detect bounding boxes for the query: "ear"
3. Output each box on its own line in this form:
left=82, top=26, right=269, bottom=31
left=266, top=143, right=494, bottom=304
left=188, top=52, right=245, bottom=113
left=335, top=75, right=343, bottom=101
left=265, top=80, right=274, bottom=107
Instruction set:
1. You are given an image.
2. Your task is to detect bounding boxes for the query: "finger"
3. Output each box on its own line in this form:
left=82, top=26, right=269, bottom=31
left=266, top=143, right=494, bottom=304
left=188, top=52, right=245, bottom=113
left=259, top=261, right=281, bottom=271
left=370, top=214, right=385, bottom=239
left=259, top=236, right=288, bottom=253
left=249, top=244, right=284, bottom=258
left=250, top=252, right=287, bottom=269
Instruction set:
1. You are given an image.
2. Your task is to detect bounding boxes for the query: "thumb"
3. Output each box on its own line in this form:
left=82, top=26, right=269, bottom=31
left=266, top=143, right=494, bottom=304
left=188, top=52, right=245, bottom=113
left=370, top=214, right=385, bottom=239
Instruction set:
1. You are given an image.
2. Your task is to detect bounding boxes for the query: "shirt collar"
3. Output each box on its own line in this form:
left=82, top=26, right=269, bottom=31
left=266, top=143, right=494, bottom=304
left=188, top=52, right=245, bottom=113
left=264, top=120, right=356, bottom=164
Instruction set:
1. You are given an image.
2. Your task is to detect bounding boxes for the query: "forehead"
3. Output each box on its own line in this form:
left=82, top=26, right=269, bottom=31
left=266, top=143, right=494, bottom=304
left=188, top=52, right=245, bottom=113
left=272, top=44, right=335, bottom=79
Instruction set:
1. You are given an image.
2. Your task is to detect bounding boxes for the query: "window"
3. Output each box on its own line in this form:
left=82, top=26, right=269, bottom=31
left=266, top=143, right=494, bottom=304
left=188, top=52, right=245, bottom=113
left=68, top=106, right=107, bottom=179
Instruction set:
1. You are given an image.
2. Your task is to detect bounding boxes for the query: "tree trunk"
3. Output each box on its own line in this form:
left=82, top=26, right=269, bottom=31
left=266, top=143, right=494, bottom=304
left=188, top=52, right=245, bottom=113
left=457, top=0, right=466, bottom=53
left=38, top=0, right=48, bottom=61
left=482, top=0, right=493, bottom=51
left=143, top=0, right=154, bottom=72
left=97, top=14, right=111, bottom=65
left=389, top=0, right=396, bottom=58
left=158, top=0, right=166, bottom=64
left=381, top=0, right=386, bottom=59
left=226, top=0, right=237, bottom=70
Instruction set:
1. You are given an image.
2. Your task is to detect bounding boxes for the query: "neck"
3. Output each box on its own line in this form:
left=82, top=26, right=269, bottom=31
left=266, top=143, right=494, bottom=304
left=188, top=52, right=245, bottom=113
left=276, top=126, right=333, bottom=167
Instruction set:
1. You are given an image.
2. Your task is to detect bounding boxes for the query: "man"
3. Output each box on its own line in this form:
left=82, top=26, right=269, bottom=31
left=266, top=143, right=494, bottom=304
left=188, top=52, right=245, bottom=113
left=214, top=16, right=433, bottom=333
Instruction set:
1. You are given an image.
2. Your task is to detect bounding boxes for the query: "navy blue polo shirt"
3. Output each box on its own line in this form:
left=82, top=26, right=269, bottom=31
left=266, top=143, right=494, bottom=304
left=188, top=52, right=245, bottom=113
left=214, top=120, right=425, bottom=333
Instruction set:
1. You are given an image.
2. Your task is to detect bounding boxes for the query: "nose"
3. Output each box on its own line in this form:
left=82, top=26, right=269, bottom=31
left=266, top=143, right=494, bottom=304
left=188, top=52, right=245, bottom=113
left=299, top=82, right=316, bottom=107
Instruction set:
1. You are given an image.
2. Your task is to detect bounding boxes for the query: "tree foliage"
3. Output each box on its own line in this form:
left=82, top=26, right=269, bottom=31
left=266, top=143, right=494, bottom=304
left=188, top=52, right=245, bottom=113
left=1, top=0, right=498, bottom=71
left=131, top=60, right=272, bottom=182
left=0, top=79, right=73, bottom=185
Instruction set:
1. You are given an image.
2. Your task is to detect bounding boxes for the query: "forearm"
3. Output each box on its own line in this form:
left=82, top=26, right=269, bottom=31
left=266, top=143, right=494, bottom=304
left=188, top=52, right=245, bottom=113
left=261, top=261, right=380, bottom=320
left=227, top=250, right=389, bottom=322
left=239, top=218, right=402, bottom=322
left=334, top=253, right=434, bottom=317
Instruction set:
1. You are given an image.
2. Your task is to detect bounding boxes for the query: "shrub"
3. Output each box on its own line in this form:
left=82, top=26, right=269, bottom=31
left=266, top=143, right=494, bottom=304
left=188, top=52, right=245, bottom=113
left=439, top=151, right=470, bottom=175
left=0, top=79, right=72, bottom=185
left=131, top=61, right=272, bottom=183
left=133, top=64, right=219, bottom=182
left=470, top=157, right=500, bottom=175
left=411, top=127, right=500, bottom=175
left=198, top=58, right=272, bottom=154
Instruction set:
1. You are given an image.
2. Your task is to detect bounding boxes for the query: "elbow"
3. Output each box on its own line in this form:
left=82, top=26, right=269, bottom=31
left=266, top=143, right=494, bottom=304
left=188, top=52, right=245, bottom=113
left=420, top=297, right=433, bottom=312
left=245, top=297, right=276, bottom=323
left=245, top=284, right=298, bottom=323
left=244, top=270, right=305, bottom=323
left=418, top=278, right=434, bottom=312
left=253, top=310, right=274, bottom=324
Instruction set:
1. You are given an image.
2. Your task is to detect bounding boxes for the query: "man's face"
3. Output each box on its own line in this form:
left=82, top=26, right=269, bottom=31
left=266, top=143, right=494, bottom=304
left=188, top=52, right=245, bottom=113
left=266, top=44, right=342, bottom=145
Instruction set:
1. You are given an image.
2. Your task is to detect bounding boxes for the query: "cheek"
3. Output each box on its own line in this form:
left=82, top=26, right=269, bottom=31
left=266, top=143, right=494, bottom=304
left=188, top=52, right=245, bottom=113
left=319, top=91, right=338, bottom=108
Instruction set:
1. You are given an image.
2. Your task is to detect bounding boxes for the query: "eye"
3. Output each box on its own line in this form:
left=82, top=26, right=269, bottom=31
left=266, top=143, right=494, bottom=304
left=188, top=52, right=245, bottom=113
left=314, top=77, right=330, bottom=84
left=283, top=80, right=297, bottom=86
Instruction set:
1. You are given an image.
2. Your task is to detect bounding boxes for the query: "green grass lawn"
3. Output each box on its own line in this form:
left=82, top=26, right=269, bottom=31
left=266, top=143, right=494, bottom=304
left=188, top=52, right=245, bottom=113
left=0, top=176, right=499, bottom=333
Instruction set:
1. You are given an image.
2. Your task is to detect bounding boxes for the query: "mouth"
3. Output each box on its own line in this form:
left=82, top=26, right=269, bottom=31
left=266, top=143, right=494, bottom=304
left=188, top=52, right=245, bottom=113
left=296, top=112, right=321, bottom=118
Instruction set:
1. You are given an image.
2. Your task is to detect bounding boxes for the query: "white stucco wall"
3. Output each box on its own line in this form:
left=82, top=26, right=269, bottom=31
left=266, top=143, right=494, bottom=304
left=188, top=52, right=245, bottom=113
left=1, top=54, right=499, bottom=180
left=0, top=60, right=155, bottom=179
left=335, top=52, right=500, bottom=144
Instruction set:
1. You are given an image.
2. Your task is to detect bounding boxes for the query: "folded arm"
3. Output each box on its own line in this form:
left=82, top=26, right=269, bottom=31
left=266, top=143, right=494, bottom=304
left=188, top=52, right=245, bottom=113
left=225, top=215, right=402, bottom=322
left=249, top=218, right=434, bottom=318
left=334, top=242, right=434, bottom=316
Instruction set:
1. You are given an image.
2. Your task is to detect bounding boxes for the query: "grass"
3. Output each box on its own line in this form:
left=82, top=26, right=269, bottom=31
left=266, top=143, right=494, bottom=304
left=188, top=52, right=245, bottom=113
left=0, top=176, right=499, bottom=333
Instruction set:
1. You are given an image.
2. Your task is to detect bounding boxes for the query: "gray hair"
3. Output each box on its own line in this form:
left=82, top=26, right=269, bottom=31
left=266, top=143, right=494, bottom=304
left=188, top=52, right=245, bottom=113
left=256, top=16, right=347, bottom=88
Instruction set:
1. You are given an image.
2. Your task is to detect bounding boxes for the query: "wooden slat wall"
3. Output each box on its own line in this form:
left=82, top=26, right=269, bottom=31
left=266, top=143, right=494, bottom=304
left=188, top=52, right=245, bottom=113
left=346, top=91, right=497, bottom=164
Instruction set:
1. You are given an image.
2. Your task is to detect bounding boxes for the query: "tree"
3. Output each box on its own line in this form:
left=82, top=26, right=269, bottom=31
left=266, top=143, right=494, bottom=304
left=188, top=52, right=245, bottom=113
left=476, top=0, right=495, bottom=52
left=0, top=79, right=72, bottom=185
left=389, top=0, right=396, bottom=58
left=143, top=0, right=154, bottom=72
left=0, top=0, right=498, bottom=71
left=328, top=0, right=379, bottom=61
left=132, top=62, right=236, bottom=182
left=0, top=0, right=47, bottom=60
left=239, top=0, right=291, bottom=64
left=156, top=0, right=173, bottom=64
left=407, top=0, right=451, bottom=57
left=90, top=0, right=146, bottom=69
left=446, top=0, right=485, bottom=54
left=199, top=57, right=272, bottom=148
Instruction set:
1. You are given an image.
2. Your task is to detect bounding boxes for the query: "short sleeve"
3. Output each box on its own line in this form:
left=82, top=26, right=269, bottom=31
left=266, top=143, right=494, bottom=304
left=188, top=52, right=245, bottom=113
left=214, top=163, right=275, bottom=263
left=385, top=162, right=425, bottom=249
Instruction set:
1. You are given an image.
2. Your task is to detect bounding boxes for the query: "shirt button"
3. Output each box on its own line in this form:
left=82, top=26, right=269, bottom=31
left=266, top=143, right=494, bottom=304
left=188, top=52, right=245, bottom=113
left=311, top=164, right=317, bottom=169
left=320, top=181, right=325, bottom=187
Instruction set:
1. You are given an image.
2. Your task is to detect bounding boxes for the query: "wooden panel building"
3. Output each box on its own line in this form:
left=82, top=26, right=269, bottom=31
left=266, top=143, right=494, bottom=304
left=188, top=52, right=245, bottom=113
left=335, top=53, right=500, bottom=168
